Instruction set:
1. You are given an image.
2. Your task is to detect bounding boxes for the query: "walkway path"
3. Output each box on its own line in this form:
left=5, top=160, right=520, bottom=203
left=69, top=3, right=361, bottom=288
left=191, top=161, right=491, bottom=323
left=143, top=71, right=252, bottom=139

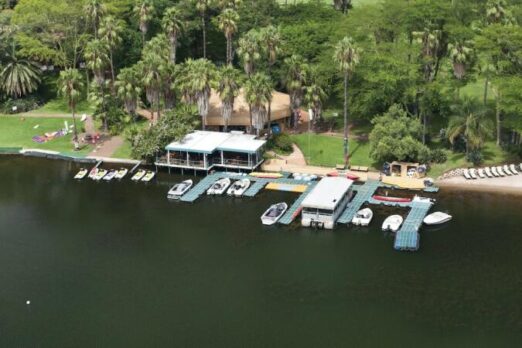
left=88, top=135, right=124, bottom=157
left=279, top=144, right=307, bottom=166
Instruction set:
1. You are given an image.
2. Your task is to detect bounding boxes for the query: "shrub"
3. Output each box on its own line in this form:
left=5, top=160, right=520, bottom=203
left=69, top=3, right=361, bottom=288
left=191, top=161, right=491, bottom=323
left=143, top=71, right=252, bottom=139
left=467, top=149, right=483, bottom=165
left=1, top=97, right=41, bottom=114
left=430, top=149, right=448, bottom=163
left=267, top=133, right=293, bottom=154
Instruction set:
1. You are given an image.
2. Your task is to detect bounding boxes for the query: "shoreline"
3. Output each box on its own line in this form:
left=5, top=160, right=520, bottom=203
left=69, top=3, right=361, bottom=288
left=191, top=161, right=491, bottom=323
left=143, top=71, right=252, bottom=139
left=437, top=181, right=522, bottom=196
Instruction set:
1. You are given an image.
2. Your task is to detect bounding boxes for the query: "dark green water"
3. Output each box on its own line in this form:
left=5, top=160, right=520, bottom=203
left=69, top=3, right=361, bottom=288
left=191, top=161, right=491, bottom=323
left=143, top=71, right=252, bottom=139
left=1, top=157, right=521, bottom=347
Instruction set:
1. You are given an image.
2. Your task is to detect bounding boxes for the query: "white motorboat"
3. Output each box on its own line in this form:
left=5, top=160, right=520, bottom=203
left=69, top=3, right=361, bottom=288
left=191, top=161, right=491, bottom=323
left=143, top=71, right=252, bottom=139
left=509, top=164, right=519, bottom=174
left=115, top=168, right=128, bottom=179
left=463, top=169, right=472, bottom=180
left=74, top=168, right=88, bottom=180
left=131, top=169, right=146, bottom=181
left=413, top=195, right=434, bottom=204
left=141, top=170, right=156, bottom=182
left=227, top=179, right=251, bottom=197
left=88, top=167, right=98, bottom=179
left=382, top=215, right=403, bottom=233
left=207, top=177, right=231, bottom=195
left=469, top=168, right=478, bottom=179
left=352, top=208, right=373, bottom=226
left=484, top=167, right=493, bottom=178
left=103, top=169, right=117, bottom=181
left=497, top=166, right=506, bottom=176
left=503, top=165, right=513, bottom=175
left=93, top=169, right=108, bottom=181
left=167, top=179, right=193, bottom=200
left=423, top=212, right=452, bottom=225
left=261, top=202, right=288, bottom=225
left=477, top=168, right=486, bottom=179
left=491, top=166, right=499, bottom=177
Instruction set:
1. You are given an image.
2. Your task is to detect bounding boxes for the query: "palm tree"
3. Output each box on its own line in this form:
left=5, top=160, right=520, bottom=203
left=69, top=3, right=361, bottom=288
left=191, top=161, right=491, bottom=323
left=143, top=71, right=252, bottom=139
left=284, top=54, right=309, bottom=130
left=141, top=51, right=166, bottom=123
left=162, top=62, right=179, bottom=110
left=412, top=27, right=441, bottom=82
left=193, top=0, right=210, bottom=58
left=479, top=61, right=496, bottom=105
left=184, top=58, right=216, bottom=129
left=447, top=97, right=493, bottom=155
left=134, top=0, right=155, bottom=47
left=237, top=30, right=261, bottom=76
left=144, top=34, right=171, bottom=61
left=304, top=68, right=326, bottom=132
left=216, top=66, right=242, bottom=131
left=84, top=0, right=106, bottom=38
left=99, top=16, right=125, bottom=87
left=260, top=25, right=282, bottom=135
left=244, top=72, right=273, bottom=135
left=448, top=40, right=473, bottom=80
left=162, top=6, right=185, bottom=64
left=486, top=0, right=514, bottom=25
left=116, top=66, right=142, bottom=116
left=334, top=36, right=359, bottom=167
left=216, top=0, right=242, bottom=9
left=0, top=48, right=41, bottom=98
left=57, top=69, right=84, bottom=150
left=214, top=8, right=239, bottom=65
left=84, top=39, right=109, bottom=85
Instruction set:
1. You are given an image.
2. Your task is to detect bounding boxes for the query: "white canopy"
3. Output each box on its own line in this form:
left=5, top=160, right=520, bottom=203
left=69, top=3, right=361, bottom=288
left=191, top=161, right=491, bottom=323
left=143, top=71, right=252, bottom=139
left=301, top=177, right=354, bottom=210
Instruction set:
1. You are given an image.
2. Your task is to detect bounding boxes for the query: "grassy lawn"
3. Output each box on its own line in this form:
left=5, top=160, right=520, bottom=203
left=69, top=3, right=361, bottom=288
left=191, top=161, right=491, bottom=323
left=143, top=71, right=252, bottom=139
left=28, top=98, right=94, bottom=116
left=0, top=115, right=91, bottom=156
left=290, top=133, right=376, bottom=168
left=277, top=0, right=381, bottom=5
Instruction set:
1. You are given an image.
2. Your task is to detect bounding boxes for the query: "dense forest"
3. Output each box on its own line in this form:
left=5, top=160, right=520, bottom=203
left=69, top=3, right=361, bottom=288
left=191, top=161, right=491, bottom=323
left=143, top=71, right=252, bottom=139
left=0, top=0, right=521, bottom=166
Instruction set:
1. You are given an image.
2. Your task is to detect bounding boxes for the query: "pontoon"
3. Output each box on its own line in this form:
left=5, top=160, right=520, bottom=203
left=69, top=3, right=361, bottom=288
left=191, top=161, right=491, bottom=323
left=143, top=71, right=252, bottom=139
left=261, top=202, right=288, bottom=225
left=207, top=177, right=231, bottom=195
left=167, top=179, right=193, bottom=199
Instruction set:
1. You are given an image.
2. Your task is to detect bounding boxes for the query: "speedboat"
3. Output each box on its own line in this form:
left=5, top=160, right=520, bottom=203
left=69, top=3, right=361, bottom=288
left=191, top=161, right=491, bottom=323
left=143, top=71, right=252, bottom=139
left=469, top=168, right=478, bottom=179
left=167, top=179, right=193, bottom=200
left=115, top=168, right=128, bottom=179
left=352, top=208, right=373, bottom=226
left=131, top=169, right=146, bottom=181
left=261, top=202, right=288, bottom=225
left=484, top=167, right=493, bottom=178
left=74, top=168, right=88, bottom=179
left=491, top=166, right=499, bottom=177
left=103, top=169, right=117, bottom=181
left=93, top=169, right=107, bottom=181
left=382, top=215, right=403, bottom=233
left=141, top=170, right=155, bottom=182
left=423, top=212, right=452, bottom=225
left=503, top=165, right=513, bottom=175
left=477, top=168, right=486, bottom=179
left=207, top=177, right=231, bottom=195
left=88, top=167, right=98, bottom=179
left=497, top=166, right=506, bottom=176
left=509, top=164, right=518, bottom=174
left=413, top=195, right=435, bottom=204
left=463, top=169, right=471, bottom=180
left=227, top=179, right=250, bottom=197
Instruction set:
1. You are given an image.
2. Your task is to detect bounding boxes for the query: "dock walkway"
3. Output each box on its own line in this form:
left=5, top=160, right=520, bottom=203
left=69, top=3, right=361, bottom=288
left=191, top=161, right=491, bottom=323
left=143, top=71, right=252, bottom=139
left=278, top=182, right=317, bottom=225
left=394, top=200, right=433, bottom=251
left=337, top=181, right=381, bottom=224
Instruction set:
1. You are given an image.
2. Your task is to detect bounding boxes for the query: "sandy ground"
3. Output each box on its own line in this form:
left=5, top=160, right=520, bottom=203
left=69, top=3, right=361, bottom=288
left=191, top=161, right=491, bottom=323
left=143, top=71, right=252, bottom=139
left=437, top=174, right=522, bottom=195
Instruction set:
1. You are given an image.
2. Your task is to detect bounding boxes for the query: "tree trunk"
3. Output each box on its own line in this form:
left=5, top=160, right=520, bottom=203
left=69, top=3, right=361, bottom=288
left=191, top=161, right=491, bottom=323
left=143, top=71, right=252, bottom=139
left=226, top=35, right=231, bottom=65
left=202, top=14, right=207, bottom=59
left=496, top=90, right=501, bottom=146
left=249, top=104, right=253, bottom=134
left=422, top=111, right=427, bottom=144
left=109, top=50, right=116, bottom=95
left=343, top=72, right=349, bottom=167
left=483, top=77, right=489, bottom=105
left=71, top=104, right=79, bottom=150
left=170, top=36, right=177, bottom=63
left=157, top=92, right=161, bottom=124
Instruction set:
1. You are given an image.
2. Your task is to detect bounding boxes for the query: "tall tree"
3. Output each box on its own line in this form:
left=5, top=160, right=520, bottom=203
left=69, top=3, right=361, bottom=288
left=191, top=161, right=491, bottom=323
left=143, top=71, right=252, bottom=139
left=183, top=58, right=216, bottom=129
left=216, top=66, right=242, bottom=132
left=237, top=30, right=261, bottom=76
left=214, top=8, right=239, bottom=65
left=244, top=72, right=273, bottom=135
left=193, top=0, right=210, bottom=58
left=99, top=15, right=125, bottom=89
left=84, top=0, right=106, bottom=39
left=334, top=36, right=359, bottom=167
left=448, top=40, right=473, bottom=81
left=134, top=0, right=155, bottom=48
left=216, top=0, right=242, bottom=9
left=57, top=68, right=84, bottom=150
left=116, top=66, right=142, bottom=116
left=141, top=51, right=166, bottom=123
left=84, top=39, right=109, bottom=85
left=304, top=67, right=326, bottom=132
left=0, top=47, right=41, bottom=98
left=283, top=54, right=309, bottom=131
left=162, top=6, right=185, bottom=64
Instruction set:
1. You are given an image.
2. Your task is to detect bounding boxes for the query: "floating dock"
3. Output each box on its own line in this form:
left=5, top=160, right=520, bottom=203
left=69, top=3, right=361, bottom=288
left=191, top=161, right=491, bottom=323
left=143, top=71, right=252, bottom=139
left=278, top=182, right=317, bottom=225
left=337, top=181, right=381, bottom=224
left=394, top=200, right=433, bottom=251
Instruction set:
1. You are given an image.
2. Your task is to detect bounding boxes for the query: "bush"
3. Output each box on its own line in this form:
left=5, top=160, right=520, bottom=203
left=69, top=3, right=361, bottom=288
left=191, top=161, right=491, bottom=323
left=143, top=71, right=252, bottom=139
left=267, top=133, right=293, bottom=154
left=467, top=149, right=483, bottom=165
left=1, top=97, right=41, bottom=114
left=430, top=149, right=448, bottom=163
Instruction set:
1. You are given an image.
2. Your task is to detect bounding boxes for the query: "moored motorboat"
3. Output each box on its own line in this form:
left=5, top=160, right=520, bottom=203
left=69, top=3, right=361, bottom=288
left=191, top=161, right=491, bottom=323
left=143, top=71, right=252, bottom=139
left=115, top=168, right=128, bottom=179
left=207, top=177, right=231, bottom=195
left=103, top=169, right=117, bottom=181
left=352, top=208, right=373, bottom=226
left=93, top=169, right=108, bottom=181
left=88, top=167, right=98, bottom=179
left=167, top=179, right=193, bottom=200
left=74, top=168, right=88, bottom=180
left=423, top=212, right=452, bottom=225
left=372, top=195, right=412, bottom=203
left=382, top=215, right=403, bottom=232
left=141, top=170, right=156, bottom=182
left=131, top=169, right=146, bottom=181
left=227, top=179, right=251, bottom=197
left=261, top=202, right=288, bottom=225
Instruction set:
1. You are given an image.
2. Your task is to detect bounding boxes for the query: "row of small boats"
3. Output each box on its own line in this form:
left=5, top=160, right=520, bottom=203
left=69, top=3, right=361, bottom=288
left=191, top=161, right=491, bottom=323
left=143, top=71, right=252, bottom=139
left=166, top=177, right=253, bottom=200
left=74, top=167, right=155, bottom=182
left=463, top=163, right=521, bottom=180
left=351, top=208, right=452, bottom=232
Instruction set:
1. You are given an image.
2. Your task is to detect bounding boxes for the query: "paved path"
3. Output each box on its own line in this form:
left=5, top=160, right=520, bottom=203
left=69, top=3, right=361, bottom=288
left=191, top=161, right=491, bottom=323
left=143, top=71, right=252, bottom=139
left=88, top=135, right=124, bottom=157
left=280, top=144, right=307, bottom=166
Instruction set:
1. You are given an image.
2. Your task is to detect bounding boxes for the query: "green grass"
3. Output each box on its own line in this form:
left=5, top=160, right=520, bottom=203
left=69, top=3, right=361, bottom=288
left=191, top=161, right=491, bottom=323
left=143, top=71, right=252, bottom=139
left=29, top=98, right=95, bottom=115
left=111, top=139, right=134, bottom=159
left=277, top=0, right=381, bottom=5
left=290, top=133, right=376, bottom=168
left=460, top=78, right=494, bottom=101
left=0, top=115, right=91, bottom=156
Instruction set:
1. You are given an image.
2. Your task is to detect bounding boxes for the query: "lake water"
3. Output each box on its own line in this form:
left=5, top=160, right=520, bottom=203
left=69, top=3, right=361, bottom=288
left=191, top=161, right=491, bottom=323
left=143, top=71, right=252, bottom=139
left=1, top=157, right=521, bottom=347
